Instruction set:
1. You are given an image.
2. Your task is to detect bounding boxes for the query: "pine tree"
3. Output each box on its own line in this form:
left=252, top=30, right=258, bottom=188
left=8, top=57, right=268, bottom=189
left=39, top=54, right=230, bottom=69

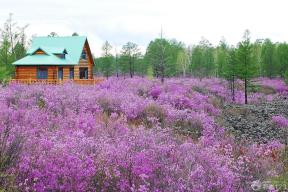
left=236, top=30, right=257, bottom=104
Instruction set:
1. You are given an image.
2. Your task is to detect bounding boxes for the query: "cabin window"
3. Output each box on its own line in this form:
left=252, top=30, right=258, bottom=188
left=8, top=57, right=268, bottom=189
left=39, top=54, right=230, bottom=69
left=81, top=50, right=87, bottom=60
left=69, top=67, right=74, bottom=79
left=58, top=67, right=63, bottom=80
left=37, top=67, right=48, bottom=79
left=79, top=67, right=88, bottom=79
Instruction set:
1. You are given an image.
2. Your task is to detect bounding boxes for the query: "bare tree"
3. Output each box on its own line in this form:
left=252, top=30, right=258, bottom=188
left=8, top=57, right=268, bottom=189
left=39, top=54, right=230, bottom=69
left=177, top=49, right=190, bottom=77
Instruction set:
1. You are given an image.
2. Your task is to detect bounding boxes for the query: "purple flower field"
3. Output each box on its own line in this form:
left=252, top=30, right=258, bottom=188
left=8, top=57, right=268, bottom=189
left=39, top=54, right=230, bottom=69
left=0, top=77, right=287, bottom=191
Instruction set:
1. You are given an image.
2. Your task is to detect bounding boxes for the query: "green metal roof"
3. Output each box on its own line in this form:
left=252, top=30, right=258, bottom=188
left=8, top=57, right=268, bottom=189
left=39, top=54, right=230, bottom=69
left=13, top=36, right=87, bottom=65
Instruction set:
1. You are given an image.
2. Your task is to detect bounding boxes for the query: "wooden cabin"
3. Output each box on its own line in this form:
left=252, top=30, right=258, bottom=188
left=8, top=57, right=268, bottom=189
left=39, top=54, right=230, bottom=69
left=12, top=36, right=102, bottom=84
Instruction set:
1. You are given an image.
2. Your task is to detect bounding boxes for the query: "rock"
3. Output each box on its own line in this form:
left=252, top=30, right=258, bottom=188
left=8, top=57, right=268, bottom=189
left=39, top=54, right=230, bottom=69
left=219, top=97, right=288, bottom=143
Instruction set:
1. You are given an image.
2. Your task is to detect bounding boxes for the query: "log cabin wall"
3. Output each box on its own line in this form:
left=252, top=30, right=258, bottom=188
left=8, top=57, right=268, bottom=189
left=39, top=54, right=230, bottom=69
left=48, top=66, right=57, bottom=79
left=15, top=66, right=37, bottom=79
left=15, top=66, right=58, bottom=80
left=63, top=66, right=70, bottom=80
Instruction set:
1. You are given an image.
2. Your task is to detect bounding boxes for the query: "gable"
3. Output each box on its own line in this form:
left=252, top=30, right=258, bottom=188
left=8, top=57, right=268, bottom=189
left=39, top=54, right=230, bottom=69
left=33, top=48, right=47, bottom=55
left=84, top=40, right=94, bottom=65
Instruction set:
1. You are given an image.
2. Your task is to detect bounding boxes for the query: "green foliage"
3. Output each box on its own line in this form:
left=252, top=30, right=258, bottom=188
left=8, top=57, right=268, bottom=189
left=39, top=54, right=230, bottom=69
left=277, top=42, right=288, bottom=77
left=236, top=30, right=257, bottom=80
left=236, top=30, right=257, bottom=104
left=98, top=41, right=115, bottom=79
left=121, top=42, right=141, bottom=78
left=261, top=39, right=278, bottom=78
left=134, top=57, right=147, bottom=77
left=176, top=49, right=189, bottom=77
left=190, top=38, right=215, bottom=78
left=216, top=38, right=229, bottom=78
left=145, top=38, right=169, bottom=78
left=145, top=38, right=185, bottom=79
left=96, top=56, right=115, bottom=79
left=0, top=14, right=27, bottom=82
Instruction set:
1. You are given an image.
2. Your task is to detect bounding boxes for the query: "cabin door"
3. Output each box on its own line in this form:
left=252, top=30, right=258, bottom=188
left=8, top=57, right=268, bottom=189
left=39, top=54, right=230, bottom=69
left=58, top=67, right=63, bottom=80
left=79, top=67, right=88, bottom=79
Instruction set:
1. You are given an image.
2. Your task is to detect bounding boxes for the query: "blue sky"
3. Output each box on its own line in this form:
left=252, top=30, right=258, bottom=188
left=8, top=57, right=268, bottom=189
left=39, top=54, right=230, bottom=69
left=1, top=0, right=288, bottom=56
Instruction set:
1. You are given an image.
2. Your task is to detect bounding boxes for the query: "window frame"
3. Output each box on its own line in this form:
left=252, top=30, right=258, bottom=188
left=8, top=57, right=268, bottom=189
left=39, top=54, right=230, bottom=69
left=37, top=67, right=48, bottom=79
left=81, top=50, right=87, bottom=60
left=69, top=67, right=74, bottom=79
left=58, top=67, right=63, bottom=80
left=79, top=67, right=88, bottom=79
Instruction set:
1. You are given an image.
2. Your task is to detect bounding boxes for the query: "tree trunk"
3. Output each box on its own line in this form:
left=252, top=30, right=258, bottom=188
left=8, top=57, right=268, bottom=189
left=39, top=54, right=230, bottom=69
left=161, top=75, right=164, bottom=83
left=116, top=56, right=119, bottom=78
left=160, top=63, right=164, bottom=83
left=129, top=56, right=133, bottom=78
left=244, top=78, right=248, bottom=104
left=232, top=76, right=235, bottom=102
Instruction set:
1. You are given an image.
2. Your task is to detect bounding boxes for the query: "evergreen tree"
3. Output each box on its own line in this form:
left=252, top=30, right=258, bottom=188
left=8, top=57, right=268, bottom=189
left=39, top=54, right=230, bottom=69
left=236, top=30, right=257, bottom=104
left=216, top=38, right=229, bottom=77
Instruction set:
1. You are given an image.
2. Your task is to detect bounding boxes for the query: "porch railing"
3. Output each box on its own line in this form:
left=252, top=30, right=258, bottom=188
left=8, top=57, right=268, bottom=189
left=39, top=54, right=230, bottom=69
left=10, top=78, right=105, bottom=85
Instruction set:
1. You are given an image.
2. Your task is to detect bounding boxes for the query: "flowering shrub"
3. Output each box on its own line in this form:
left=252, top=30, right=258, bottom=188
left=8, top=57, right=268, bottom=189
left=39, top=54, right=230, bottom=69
left=272, top=115, right=288, bottom=128
left=0, top=77, right=286, bottom=191
left=256, top=77, right=288, bottom=94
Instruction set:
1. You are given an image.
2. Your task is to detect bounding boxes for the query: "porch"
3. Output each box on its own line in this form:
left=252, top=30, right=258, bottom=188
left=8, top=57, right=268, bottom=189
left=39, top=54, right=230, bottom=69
left=10, top=78, right=104, bottom=85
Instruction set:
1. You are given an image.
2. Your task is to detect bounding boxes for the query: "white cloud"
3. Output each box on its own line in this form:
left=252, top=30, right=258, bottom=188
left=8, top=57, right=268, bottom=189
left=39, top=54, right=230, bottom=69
left=1, top=0, right=288, bottom=56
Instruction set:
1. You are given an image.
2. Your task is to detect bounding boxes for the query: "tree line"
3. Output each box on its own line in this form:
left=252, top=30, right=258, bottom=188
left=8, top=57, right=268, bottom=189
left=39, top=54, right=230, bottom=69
left=96, top=30, right=288, bottom=104
left=1, top=15, right=288, bottom=103
left=96, top=31, right=288, bottom=81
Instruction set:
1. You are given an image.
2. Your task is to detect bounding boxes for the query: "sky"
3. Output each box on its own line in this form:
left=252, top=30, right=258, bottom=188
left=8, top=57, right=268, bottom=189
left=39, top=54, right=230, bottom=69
left=1, top=0, right=288, bottom=56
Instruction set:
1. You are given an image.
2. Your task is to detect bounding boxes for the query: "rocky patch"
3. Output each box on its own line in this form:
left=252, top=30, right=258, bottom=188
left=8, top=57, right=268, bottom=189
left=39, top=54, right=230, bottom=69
left=219, top=96, right=288, bottom=143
